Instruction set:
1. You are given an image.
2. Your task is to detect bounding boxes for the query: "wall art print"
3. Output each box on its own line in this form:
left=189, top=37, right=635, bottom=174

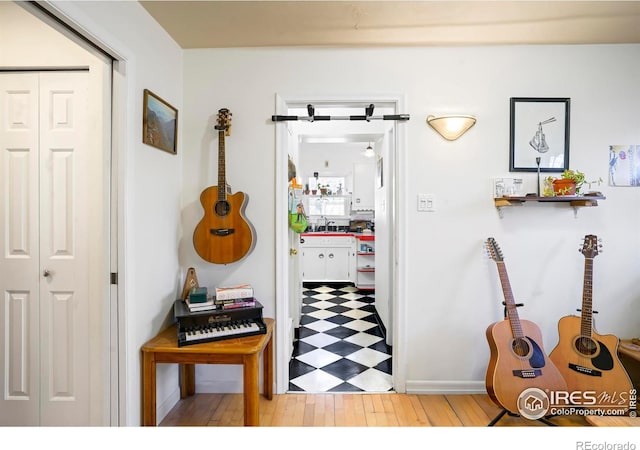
left=143, top=89, right=178, bottom=154
left=509, top=97, right=570, bottom=173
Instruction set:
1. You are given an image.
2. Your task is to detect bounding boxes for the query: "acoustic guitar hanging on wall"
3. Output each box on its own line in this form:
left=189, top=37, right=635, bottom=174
left=193, top=108, right=255, bottom=264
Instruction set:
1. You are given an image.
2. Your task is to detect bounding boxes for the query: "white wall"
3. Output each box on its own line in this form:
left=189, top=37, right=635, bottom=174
left=183, top=45, right=640, bottom=393
left=44, top=1, right=184, bottom=425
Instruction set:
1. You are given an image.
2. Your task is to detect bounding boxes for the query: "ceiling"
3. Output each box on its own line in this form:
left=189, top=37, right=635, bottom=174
left=139, top=1, right=640, bottom=49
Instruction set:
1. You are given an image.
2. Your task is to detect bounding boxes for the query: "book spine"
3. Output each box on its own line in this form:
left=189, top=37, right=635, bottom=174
left=221, top=300, right=256, bottom=310
left=215, top=286, right=254, bottom=301
left=214, top=296, right=253, bottom=305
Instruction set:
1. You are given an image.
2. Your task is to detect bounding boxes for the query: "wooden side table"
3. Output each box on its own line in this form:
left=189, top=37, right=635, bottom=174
left=141, top=318, right=274, bottom=426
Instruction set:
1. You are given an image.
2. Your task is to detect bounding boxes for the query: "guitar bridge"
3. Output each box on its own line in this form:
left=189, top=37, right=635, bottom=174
left=512, top=369, right=542, bottom=378
left=210, top=228, right=235, bottom=236
left=569, top=363, right=602, bottom=377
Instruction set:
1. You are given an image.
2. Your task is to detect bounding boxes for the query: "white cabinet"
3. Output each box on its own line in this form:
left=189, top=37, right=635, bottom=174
left=356, top=235, right=375, bottom=290
left=300, top=235, right=355, bottom=282
left=352, top=162, right=375, bottom=211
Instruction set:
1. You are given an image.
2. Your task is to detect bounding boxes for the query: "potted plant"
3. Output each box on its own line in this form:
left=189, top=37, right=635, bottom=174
left=543, top=169, right=602, bottom=196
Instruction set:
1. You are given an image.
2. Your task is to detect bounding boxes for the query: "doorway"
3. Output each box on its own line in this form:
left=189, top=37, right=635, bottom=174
left=275, top=96, right=407, bottom=394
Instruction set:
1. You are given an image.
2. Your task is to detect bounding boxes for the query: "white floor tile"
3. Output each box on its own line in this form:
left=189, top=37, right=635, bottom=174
left=290, top=369, right=344, bottom=392
left=311, top=293, right=337, bottom=301
left=346, top=347, right=391, bottom=367
left=305, top=319, right=339, bottom=333
left=342, top=319, right=377, bottom=332
left=306, top=309, right=338, bottom=320
left=311, top=286, right=336, bottom=293
left=347, top=368, right=393, bottom=392
left=341, top=309, right=372, bottom=320
left=296, top=348, right=342, bottom=369
left=339, top=293, right=365, bottom=301
left=344, top=332, right=383, bottom=348
left=300, top=332, right=340, bottom=349
left=305, top=299, right=336, bottom=310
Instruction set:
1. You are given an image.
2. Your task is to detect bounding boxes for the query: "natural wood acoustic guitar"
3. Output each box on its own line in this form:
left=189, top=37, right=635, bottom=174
left=485, top=237, right=567, bottom=415
left=549, top=235, right=633, bottom=412
left=193, top=109, right=255, bottom=264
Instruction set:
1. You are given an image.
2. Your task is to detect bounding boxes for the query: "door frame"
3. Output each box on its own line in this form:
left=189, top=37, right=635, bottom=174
left=274, top=93, right=408, bottom=394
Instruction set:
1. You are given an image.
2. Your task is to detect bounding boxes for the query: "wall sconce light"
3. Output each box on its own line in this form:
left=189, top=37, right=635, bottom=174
left=426, top=115, right=477, bottom=141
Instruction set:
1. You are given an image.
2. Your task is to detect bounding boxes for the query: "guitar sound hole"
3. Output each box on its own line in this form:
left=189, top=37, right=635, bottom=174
left=215, top=200, right=230, bottom=217
left=575, top=336, right=598, bottom=356
left=512, top=338, right=531, bottom=357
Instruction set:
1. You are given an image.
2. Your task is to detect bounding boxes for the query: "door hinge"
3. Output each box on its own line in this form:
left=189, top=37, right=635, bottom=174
left=110, top=272, right=118, bottom=285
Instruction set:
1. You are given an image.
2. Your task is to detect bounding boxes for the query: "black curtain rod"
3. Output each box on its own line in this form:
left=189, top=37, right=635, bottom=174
left=271, top=103, right=410, bottom=122
left=272, top=114, right=410, bottom=122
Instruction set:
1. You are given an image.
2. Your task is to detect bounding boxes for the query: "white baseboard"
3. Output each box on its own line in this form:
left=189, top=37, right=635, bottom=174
left=405, top=380, right=486, bottom=394
left=156, top=387, right=181, bottom=424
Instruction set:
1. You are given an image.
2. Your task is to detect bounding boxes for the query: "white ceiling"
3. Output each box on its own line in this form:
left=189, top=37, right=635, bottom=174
left=139, top=1, right=640, bottom=49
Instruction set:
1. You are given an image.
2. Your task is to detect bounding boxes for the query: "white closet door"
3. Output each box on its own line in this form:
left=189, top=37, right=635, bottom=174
left=38, top=72, right=90, bottom=425
left=0, top=72, right=90, bottom=425
left=0, top=72, right=40, bottom=426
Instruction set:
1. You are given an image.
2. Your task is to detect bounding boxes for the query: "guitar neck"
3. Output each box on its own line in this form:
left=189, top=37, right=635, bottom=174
left=218, top=130, right=227, bottom=200
left=581, top=257, right=594, bottom=337
left=496, top=261, right=525, bottom=338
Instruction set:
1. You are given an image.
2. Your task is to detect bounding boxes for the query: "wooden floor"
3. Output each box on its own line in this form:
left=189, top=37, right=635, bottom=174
left=159, top=393, right=591, bottom=427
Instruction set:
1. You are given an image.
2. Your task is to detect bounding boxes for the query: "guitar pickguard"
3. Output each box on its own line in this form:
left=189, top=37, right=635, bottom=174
left=592, top=340, right=614, bottom=370
left=569, top=337, right=614, bottom=374
left=527, top=336, right=546, bottom=369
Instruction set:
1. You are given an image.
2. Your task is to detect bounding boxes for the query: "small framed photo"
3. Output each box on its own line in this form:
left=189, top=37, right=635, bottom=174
left=509, top=97, right=570, bottom=172
left=143, top=89, right=178, bottom=154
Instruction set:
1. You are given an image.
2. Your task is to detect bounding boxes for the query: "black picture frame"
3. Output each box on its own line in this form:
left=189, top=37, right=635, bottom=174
left=509, top=97, right=570, bottom=172
left=143, top=89, right=178, bottom=155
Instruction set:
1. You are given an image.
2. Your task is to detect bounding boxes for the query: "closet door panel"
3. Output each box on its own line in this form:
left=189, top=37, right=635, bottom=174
left=0, top=73, right=40, bottom=426
left=38, top=72, right=90, bottom=426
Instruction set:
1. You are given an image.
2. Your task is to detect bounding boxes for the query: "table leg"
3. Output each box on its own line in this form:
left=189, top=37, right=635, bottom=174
left=142, top=351, right=156, bottom=426
left=243, top=353, right=259, bottom=426
left=263, top=333, right=273, bottom=400
left=179, top=363, right=196, bottom=398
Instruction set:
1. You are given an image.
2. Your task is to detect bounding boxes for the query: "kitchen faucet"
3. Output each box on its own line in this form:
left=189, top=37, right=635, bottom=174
left=322, top=216, right=334, bottom=232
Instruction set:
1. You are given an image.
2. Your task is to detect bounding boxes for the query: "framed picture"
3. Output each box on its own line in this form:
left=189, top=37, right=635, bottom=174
left=143, top=89, right=178, bottom=154
left=509, top=97, right=570, bottom=172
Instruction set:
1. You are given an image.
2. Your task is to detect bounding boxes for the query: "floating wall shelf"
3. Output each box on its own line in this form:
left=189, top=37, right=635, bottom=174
left=494, top=195, right=605, bottom=218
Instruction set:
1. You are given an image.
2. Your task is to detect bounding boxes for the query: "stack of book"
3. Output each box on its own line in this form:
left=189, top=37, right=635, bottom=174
left=185, top=286, right=216, bottom=312
left=183, top=284, right=256, bottom=312
left=214, top=284, right=255, bottom=309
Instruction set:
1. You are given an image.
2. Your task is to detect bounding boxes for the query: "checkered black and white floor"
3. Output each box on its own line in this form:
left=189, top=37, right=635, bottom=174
left=288, top=283, right=393, bottom=393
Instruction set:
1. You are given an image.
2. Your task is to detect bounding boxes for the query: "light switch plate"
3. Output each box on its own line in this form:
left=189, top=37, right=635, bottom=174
left=418, top=194, right=435, bottom=212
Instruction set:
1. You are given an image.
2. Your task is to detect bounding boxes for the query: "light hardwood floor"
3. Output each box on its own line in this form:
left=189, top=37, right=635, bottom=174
left=159, top=393, right=591, bottom=427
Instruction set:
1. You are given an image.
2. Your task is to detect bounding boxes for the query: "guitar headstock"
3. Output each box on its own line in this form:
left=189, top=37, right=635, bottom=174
left=215, top=108, right=232, bottom=136
left=485, top=237, right=504, bottom=262
left=580, top=234, right=601, bottom=259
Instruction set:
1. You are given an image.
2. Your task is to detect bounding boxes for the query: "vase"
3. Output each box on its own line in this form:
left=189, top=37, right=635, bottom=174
left=552, top=179, right=576, bottom=196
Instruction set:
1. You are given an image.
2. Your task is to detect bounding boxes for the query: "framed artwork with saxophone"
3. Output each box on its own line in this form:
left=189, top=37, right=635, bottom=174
left=509, top=97, right=570, bottom=172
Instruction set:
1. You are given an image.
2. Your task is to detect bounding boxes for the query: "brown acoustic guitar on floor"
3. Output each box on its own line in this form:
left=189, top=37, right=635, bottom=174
left=485, top=237, right=567, bottom=415
left=549, top=235, right=633, bottom=412
left=193, top=108, right=255, bottom=264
